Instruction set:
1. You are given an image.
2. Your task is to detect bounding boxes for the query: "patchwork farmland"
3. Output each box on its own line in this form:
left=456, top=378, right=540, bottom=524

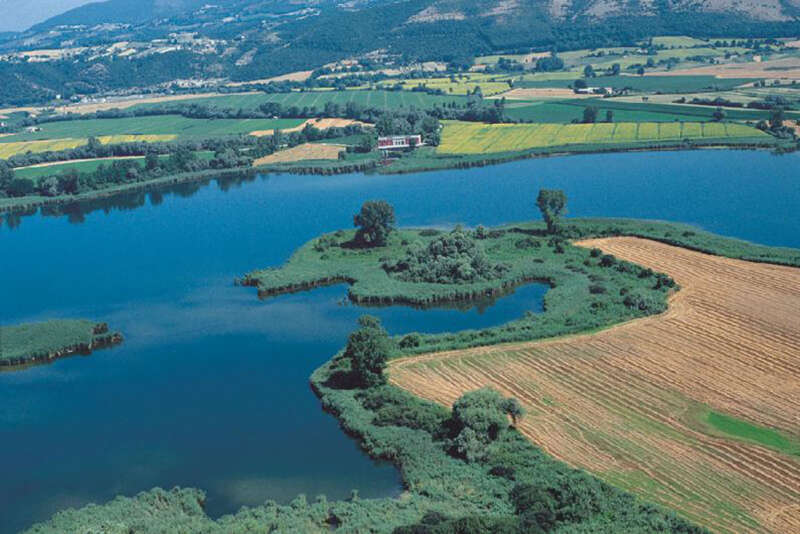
left=390, top=237, right=800, bottom=534
left=0, top=135, right=176, bottom=159
left=134, top=89, right=469, bottom=112
left=437, top=120, right=768, bottom=154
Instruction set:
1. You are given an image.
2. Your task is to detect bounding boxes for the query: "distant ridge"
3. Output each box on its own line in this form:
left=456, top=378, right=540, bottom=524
left=30, top=0, right=211, bottom=30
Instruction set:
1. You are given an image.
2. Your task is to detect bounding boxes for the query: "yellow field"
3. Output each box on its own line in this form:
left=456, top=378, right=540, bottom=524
left=391, top=238, right=800, bottom=534
left=252, top=143, right=344, bottom=165
left=0, top=135, right=176, bottom=159
left=437, top=120, right=767, bottom=154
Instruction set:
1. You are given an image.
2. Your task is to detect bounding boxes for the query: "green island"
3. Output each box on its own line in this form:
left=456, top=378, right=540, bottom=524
left=25, top=194, right=800, bottom=533
left=0, top=319, right=123, bottom=369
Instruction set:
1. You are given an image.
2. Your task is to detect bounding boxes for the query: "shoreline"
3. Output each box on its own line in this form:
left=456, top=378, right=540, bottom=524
left=0, top=322, right=123, bottom=370
left=1, top=138, right=789, bottom=216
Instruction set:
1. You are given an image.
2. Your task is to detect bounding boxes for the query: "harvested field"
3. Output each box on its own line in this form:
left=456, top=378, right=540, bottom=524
left=252, top=143, right=344, bottom=165
left=249, top=117, right=369, bottom=137
left=390, top=237, right=800, bottom=534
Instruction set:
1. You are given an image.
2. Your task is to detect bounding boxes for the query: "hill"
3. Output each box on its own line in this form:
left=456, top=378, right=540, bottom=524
left=0, top=0, right=797, bottom=106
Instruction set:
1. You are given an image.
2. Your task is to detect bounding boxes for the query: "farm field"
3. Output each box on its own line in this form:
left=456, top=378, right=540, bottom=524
left=135, top=89, right=469, bottom=111
left=436, top=120, right=767, bottom=154
left=0, top=115, right=305, bottom=143
left=0, top=135, right=176, bottom=159
left=503, top=97, right=796, bottom=122
left=379, top=74, right=513, bottom=96
left=13, top=151, right=216, bottom=180
left=514, top=75, right=754, bottom=92
left=252, top=143, right=344, bottom=165
left=390, top=237, right=800, bottom=534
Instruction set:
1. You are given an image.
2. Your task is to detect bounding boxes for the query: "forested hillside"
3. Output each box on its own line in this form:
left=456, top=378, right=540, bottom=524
left=0, top=0, right=798, bottom=105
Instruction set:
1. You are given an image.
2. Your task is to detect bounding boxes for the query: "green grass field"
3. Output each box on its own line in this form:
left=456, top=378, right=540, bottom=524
left=703, top=409, right=800, bottom=456
left=437, top=120, right=768, bottom=154
left=514, top=75, right=754, bottom=93
left=135, top=90, right=469, bottom=112
left=504, top=97, right=798, bottom=123
left=1, top=115, right=305, bottom=144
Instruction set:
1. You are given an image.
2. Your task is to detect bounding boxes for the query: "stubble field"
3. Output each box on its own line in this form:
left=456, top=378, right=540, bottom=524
left=390, top=237, right=800, bottom=534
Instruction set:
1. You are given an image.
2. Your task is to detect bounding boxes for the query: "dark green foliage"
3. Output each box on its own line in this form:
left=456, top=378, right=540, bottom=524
left=344, top=315, right=392, bottom=388
left=536, top=189, right=567, bottom=234
left=359, top=385, right=449, bottom=435
left=386, top=229, right=509, bottom=284
left=582, top=106, right=599, bottom=124
left=354, top=200, right=396, bottom=247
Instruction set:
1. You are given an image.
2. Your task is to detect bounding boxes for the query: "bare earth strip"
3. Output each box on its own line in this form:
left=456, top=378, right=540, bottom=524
left=390, top=237, right=800, bottom=534
left=252, top=143, right=344, bottom=165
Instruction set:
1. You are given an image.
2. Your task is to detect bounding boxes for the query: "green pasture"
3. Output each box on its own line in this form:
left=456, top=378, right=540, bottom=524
left=135, top=90, right=469, bottom=112
left=1, top=115, right=305, bottom=143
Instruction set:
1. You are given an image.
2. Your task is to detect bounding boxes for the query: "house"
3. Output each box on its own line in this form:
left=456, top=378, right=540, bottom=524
left=377, top=134, right=423, bottom=151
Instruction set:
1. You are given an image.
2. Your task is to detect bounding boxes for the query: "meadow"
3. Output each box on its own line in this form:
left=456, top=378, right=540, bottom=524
left=1, top=115, right=305, bottom=143
left=379, top=74, right=514, bottom=96
left=514, top=75, right=754, bottom=92
left=436, top=120, right=767, bottom=154
left=390, top=237, right=800, bottom=534
left=134, top=89, right=469, bottom=112
left=502, top=97, right=798, bottom=122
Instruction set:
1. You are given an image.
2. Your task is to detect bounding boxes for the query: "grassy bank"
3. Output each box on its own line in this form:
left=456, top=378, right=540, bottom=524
left=24, top=346, right=708, bottom=534
left=240, top=219, right=799, bottom=356
left=0, top=319, right=122, bottom=369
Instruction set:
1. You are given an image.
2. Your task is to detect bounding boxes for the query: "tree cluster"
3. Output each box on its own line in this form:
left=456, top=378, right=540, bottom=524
left=385, top=228, right=510, bottom=284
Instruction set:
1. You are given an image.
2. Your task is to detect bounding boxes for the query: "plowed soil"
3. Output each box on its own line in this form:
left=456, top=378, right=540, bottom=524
left=390, top=237, right=800, bottom=534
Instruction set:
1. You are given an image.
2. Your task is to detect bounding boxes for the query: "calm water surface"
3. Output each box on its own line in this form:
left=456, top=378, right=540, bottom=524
left=1, top=150, right=798, bottom=533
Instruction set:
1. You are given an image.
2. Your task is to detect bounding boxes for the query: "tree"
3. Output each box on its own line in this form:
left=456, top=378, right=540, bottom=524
left=712, top=107, right=726, bottom=121
left=7, top=177, right=35, bottom=197
left=583, top=64, right=595, bottom=78
left=502, top=398, right=525, bottom=426
left=582, top=106, right=598, bottom=124
left=605, top=110, right=614, bottom=123
left=574, top=79, right=587, bottom=89
left=770, top=107, right=785, bottom=129
left=344, top=315, right=392, bottom=388
left=611, top=63, right=621, bottom=76
left=354, top=200, right=395, bottom=247
left=536, top=189, right=567, bottom=234
left=637, top=66, right=645, bottom=76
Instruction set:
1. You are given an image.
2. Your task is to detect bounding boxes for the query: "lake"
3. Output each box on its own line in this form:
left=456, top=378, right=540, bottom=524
left=1, top=149, right=798, bottom=533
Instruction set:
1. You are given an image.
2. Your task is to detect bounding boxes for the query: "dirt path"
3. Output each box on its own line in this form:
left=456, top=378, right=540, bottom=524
left=390, top=237, right=800, bottom=534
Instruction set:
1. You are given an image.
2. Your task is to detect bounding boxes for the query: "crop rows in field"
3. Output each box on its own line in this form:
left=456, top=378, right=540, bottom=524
left=437, top=120, right=767, bottom=154
left=0, top=135, right=176, bottom=159
left=390, top=238, right=800, bottom=534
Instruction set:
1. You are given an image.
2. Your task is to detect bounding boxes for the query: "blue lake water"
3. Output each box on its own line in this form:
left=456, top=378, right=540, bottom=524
left=1, top=149, right=799, bottom=533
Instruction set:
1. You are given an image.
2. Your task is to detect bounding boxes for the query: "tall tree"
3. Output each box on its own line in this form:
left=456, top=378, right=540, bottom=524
left=354, top=200, right=395, bottom=247
left=344, top=315, right=392, bottom=388
left=536, top=189, right=567, bottom=234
